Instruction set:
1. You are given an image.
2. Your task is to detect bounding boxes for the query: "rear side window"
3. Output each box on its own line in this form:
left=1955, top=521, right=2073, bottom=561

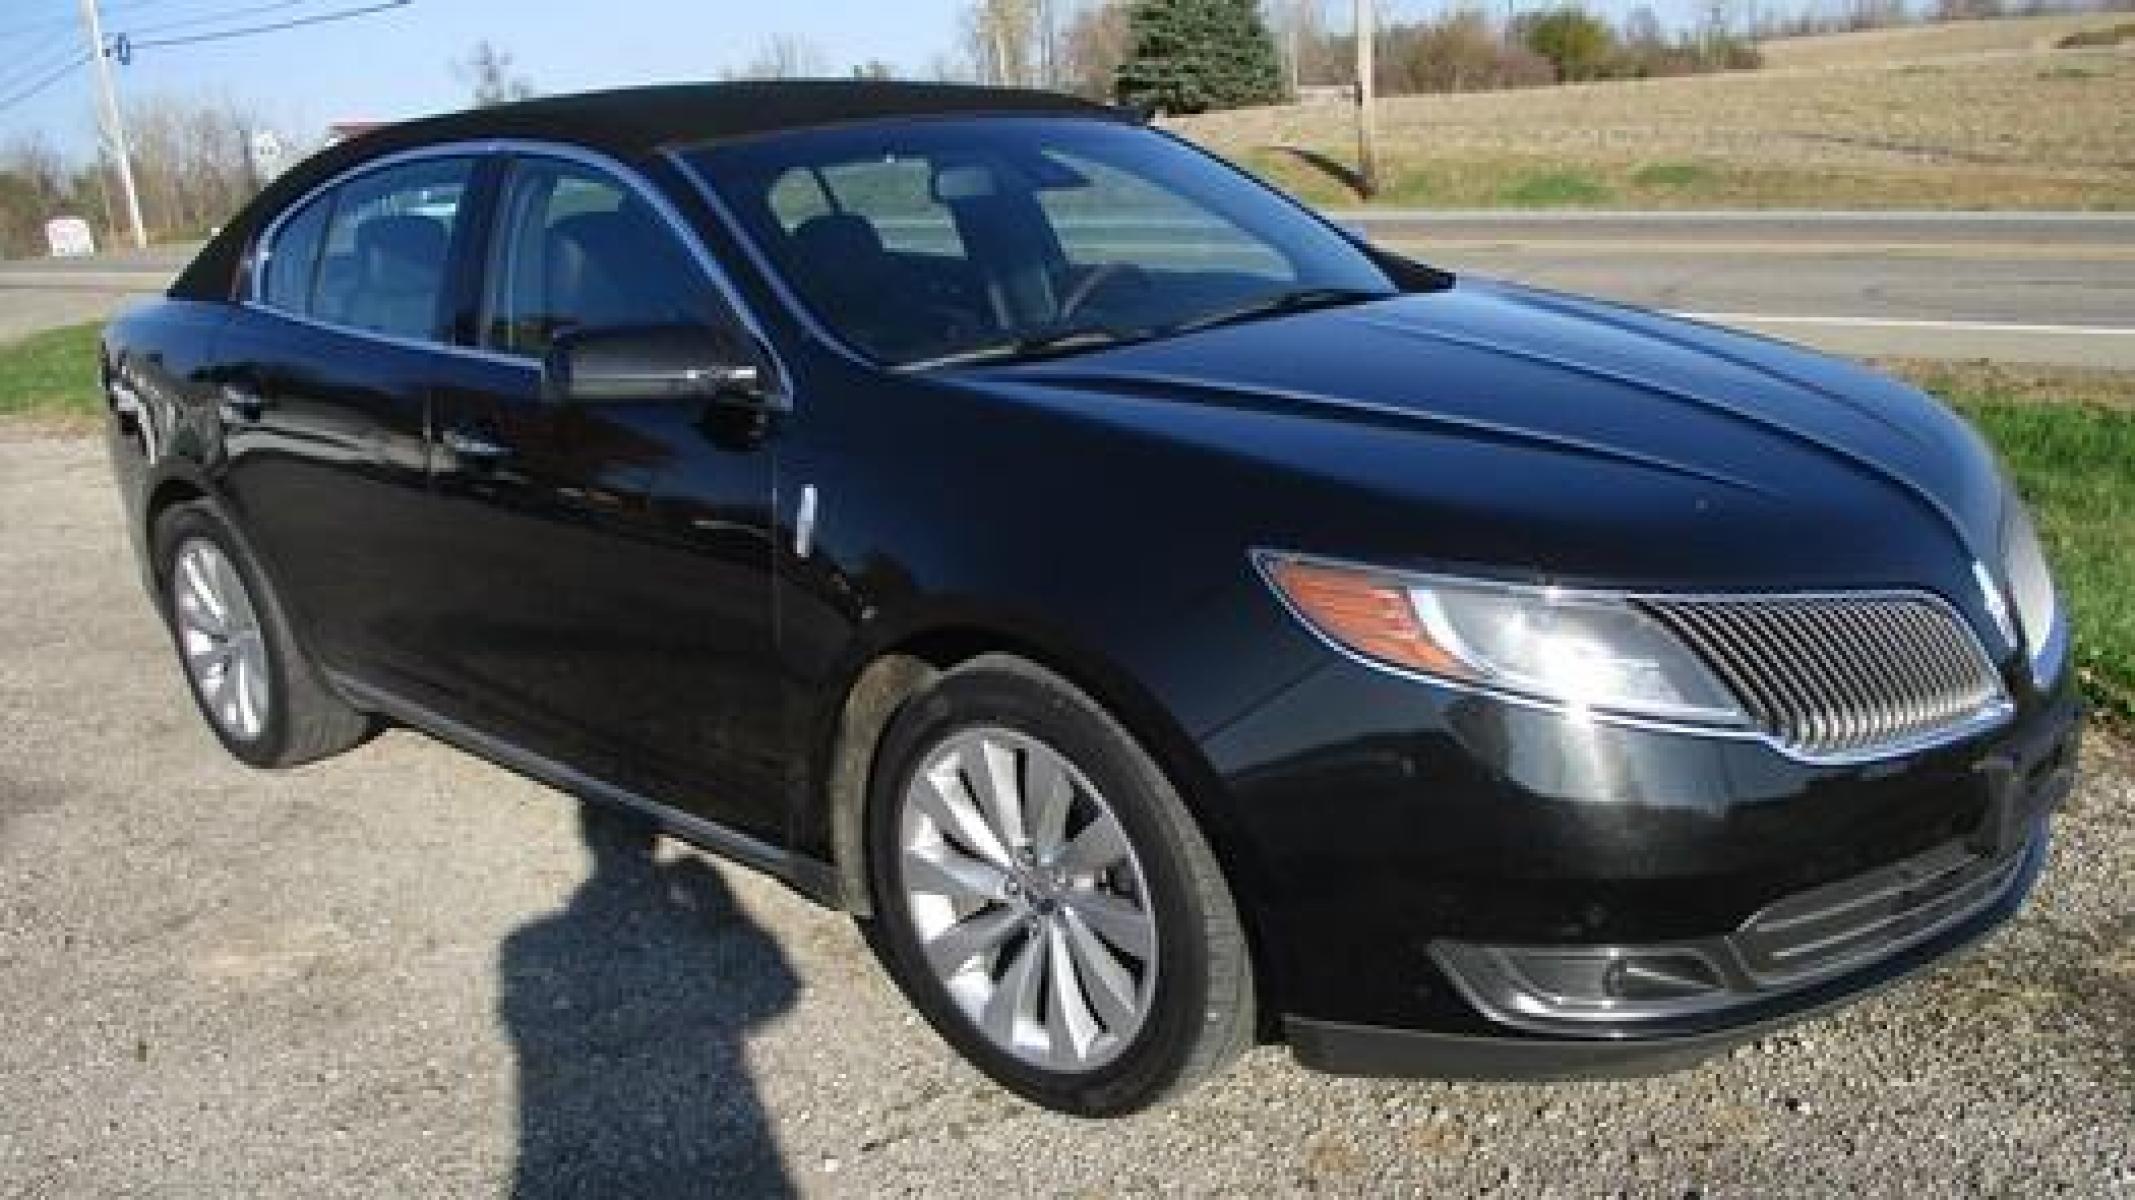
left=301, top=157, right=473, bottom=341
left=259, top=195, right=328, bottom=313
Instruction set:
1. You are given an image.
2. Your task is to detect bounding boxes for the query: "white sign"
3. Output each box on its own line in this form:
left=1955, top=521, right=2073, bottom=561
left=248, top=130, right=285, bottom=179
left=45, top=217, right=95, bottom=258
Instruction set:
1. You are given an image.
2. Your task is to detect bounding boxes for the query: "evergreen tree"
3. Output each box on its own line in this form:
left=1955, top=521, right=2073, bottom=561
left=1115, top=0, right=1284, bottom=115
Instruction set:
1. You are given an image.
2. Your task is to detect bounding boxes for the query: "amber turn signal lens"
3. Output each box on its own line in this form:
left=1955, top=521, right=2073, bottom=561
left=1264, top=558, right=1463, bottom=677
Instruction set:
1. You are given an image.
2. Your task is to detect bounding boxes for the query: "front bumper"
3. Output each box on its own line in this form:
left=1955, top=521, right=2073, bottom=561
left=1287, top=819, right=2050, bottom=1079
left=1199, top=653, right=2081, bottom=1077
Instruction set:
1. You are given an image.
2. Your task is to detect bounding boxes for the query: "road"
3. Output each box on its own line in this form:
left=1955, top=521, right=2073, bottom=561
left=3, top=211, right=2131, bottom=367
left=2, top=433, right=2131, bottom=1195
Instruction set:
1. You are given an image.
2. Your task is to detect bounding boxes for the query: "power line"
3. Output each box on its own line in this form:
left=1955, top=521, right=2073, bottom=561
left=127, top=0, right=410, bottom=51
left=0, top=50, right=90, bottom=116
left=0, top=0, right=189, bottom=43
left=123, top=0, right=326, bottom=39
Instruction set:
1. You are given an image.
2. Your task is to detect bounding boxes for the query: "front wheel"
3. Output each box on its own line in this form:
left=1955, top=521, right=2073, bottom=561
left=863, top=655, right=1254, bottom=1116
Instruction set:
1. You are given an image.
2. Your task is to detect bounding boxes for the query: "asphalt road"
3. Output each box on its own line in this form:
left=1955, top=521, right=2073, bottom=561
left=3, top=212, right=2131, bottom=367
left=2, top=431, right=2131, bottom=1195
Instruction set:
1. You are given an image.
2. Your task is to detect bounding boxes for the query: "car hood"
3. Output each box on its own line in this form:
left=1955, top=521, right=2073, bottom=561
left=972, top=277, right=2010, bottom=593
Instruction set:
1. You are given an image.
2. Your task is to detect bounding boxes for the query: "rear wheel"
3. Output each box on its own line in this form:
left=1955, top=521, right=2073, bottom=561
left=863, top=655, right=1254, bottom=1115
left=154, top=502, right=371, bottom=768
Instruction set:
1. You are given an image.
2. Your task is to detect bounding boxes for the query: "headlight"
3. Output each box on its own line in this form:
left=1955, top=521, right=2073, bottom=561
left=2003, top=500, right=2065, bottom=685
left=1258, top=554, right=1748, bottom=725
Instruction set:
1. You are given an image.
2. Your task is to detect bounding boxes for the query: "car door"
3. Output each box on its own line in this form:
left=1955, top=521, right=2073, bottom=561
left=416, top=150, right=788, bottom=841
left=213, top=153, right=483, bottom=691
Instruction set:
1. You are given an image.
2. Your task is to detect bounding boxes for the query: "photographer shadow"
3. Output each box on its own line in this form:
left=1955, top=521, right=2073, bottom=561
left=499, top=804, right=799, bottom=1198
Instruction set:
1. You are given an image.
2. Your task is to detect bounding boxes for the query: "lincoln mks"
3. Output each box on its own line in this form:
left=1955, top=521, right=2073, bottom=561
left=100, top=82, right=2079, bottom=1116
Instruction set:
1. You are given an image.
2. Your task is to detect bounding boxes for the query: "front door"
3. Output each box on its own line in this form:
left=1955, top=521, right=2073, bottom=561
left=416, top=153, right=788, bottom=841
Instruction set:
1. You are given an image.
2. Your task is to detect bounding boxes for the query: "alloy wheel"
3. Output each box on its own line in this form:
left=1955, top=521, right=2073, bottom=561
left=170, top=537, right=271, bottom=741
left=896, top=727, right=1159, bottom=1072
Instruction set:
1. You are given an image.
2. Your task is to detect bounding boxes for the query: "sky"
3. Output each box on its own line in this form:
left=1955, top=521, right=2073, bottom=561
left=2, top=0, right=1727, bottom=162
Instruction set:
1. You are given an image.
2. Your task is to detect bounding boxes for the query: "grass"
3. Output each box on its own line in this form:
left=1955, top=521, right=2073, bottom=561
left=0, top=323, right=102, bottom=427
left=1496, top=169, right=1614, bottom=206
left=3, top=324, right=2126, bottom=725
left=1887, top=362, right=2135, bottom=727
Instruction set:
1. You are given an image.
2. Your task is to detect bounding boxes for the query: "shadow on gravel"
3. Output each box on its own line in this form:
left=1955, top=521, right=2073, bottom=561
left=500, top=804, right=799, bottom=1198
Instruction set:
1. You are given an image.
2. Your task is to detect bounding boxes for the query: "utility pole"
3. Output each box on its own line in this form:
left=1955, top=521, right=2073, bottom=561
left=1353, top=0, right=1379, bottom=198
left=78, top=0, right=147, bottom=248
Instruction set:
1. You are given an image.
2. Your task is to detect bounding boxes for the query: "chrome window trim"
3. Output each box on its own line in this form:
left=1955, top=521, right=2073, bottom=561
left=1251, top=547, right=2016, bottom=767
left=245, top=137, right=791, bottom=408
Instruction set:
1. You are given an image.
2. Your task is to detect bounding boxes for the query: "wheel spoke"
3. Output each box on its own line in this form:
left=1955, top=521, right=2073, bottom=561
left=1056, top=813, right=1129, bottom=876
left=910, top=764, right=1012, bottom=868
left=1065, top=889, right=1154, bottom=961
left=180, top=553, right=227, bottom=628
left=922, top=904, right=1021, bottom=977
left=211, top=552, right=253, bottom=632
left=1060, top=907, right=1139, bottom=1032
left=965, top=737, right=1027, bottom=851
left=1044, top=922, right=1101, bottom=1067
left=902, top=844, right=1008, bottom=903
left=235, top=646, right=268, bottom=735
left=981, top=930, right=1044, bottom=1047
left=1025, top=752, right=1074, bottom=857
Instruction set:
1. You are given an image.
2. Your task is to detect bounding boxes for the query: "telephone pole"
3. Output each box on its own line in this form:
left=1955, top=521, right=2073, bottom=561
left=1353, top=0, right=1380, bottom=198
left=77, top=0, right=147, bottom=249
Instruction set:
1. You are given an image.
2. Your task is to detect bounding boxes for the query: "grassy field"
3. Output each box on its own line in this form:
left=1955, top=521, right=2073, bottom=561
left=1173, top=19, right=2135, bottom=210
left=1755, top=11, right=2126, bottom=68
left=4, top=322, right=2128, bottom=723
left=0, top=323, right=101, bottom=428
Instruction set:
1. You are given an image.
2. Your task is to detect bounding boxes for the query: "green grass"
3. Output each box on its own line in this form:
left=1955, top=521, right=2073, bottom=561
left=1934, top=394, right=2135, bottom=726
left=1496, top=169, right=1614, bottom=206
left=0, top=323, right=102, bottom=423
left=1631, top=160, right=1719, bottom=190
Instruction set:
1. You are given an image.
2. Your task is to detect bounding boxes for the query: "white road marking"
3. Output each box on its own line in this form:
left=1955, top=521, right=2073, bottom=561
left=1679, top=312, right=2135, bottom=338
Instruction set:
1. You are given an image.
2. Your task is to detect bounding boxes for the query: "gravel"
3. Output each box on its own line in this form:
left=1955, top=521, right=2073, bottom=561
left=2, top=431, right=2129, bottom=1197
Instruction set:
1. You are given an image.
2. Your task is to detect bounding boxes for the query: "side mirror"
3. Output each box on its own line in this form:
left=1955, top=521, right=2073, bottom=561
left=541, top=324, right=771, bottom=406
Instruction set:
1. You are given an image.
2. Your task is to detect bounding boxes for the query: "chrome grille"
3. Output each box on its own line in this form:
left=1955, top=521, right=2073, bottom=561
left=1642, top=593, right=2006, bottom=758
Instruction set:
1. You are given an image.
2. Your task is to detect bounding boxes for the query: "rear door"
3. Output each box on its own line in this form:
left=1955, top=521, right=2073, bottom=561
left=214, top=153, right=485, bottom=691
left=415, top=151, right=787, bottom=840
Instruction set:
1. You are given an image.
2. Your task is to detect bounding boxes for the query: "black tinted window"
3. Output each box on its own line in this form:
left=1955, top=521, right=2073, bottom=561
left=481, top=158, right=707, bottom=358
left=259, top=195, right=328, bottom=313
left=310, top=157, right=472, bottom=341
left=691, top=118, right=1393, bottom=366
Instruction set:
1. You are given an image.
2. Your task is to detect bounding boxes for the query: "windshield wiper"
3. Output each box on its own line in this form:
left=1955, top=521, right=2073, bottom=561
left=901, top=325, right=1141, bottom=370
left=1160, top=286, right=1391, bottom=338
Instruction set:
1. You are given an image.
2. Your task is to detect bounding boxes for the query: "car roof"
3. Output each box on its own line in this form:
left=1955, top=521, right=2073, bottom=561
left=171, top=81, right=1124, bottom=301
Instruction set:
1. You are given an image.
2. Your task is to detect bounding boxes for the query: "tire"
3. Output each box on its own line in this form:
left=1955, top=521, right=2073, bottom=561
left=153, top=500, right=372, bottom=768
left=862, top=653, right=1254, bottom=1116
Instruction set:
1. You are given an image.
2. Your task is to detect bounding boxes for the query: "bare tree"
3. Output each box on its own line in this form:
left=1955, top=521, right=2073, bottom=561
left=453, top=41, right=537, bottom=107
left=725, top=34, right=832, bottom=80
left=1059, top=1, right=1132, bottom=98
left=965, top=0, right=1044, bottom=86
left=119, top=92, right=271, bottom=237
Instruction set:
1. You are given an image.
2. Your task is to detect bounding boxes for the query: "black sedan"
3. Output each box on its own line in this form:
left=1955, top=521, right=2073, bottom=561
left=99, top=82, right=2080, bottom=1116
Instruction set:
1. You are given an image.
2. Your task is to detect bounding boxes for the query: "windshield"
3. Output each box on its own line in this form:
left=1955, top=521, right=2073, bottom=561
left=685, top=117, right=1397, bottom=367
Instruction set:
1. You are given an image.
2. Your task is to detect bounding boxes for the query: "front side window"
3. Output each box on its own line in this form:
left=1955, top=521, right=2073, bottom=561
left=308, top=156, right=472, bottom=340
left=690, top=117, right=1394, bottom=366
left=481, top=157, right=711, bottom=359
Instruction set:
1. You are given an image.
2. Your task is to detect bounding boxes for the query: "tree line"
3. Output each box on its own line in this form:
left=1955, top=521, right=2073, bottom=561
left=0, top=94, right=268, bottom=258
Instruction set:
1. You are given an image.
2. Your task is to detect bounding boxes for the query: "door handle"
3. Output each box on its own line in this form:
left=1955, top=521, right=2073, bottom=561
left=441, top=427, right=512, bottom=463
left=218, top=385, right=266, bottom=423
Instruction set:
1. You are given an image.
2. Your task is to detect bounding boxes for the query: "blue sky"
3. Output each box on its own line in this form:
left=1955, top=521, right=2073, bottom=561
left=3, top=0, right=1722, bottom=161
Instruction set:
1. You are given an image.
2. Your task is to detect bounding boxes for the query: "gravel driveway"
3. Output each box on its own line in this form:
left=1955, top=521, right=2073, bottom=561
left=1, top=430, right=2128, bottom=1197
